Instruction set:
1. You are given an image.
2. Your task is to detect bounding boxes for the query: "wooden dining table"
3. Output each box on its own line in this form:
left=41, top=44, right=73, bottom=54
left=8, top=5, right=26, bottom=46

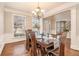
left=36, top=37, right=54, bottom=55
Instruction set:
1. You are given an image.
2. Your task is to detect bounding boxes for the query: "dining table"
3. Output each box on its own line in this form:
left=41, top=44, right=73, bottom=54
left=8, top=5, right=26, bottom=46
left=36, top=36, right=54, bottom=55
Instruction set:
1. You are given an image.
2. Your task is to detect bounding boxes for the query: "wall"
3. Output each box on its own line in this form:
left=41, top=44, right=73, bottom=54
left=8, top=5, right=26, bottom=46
left=49, top=16, right=56, bottom=34
left=4, top=12, right=12, bottom=33
left=0, top=5, right=4, bottom=35
left=4, top=8, right=32, bottom=43
left=76, top=5, right=79, bottom=37
left=0, top=5, right=5, bottom=55
left=44, top=10, right=71, bottom=35
left=76, top=4, right=79, bottom=50
left=4, top=10, right=32, bottom=33
left=43, top=16, right=56, bottom=34
left=71, top=5, right=79, bottom=50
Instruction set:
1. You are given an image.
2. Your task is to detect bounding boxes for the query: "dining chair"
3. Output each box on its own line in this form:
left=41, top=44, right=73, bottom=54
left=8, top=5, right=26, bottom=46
left=27, top=31, right=37, bottom=56
left=46, top=34, right=61, bottom=56
left=26, top=30, right=43, bottom=56
left=25, top=29, right=32, bottom=51
left=59, top=32, right=66, bottom=56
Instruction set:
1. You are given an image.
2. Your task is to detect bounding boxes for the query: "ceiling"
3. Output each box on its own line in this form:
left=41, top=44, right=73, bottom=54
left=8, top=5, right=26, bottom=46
left=3, top=2, right=65, bottom=14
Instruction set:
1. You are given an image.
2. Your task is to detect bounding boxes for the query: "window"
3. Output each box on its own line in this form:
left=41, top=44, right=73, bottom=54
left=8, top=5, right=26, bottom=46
left=56, top=21, right=71, bottom=34
left=32, top=17, right=40, bottom=36
left=12, top=14, right=26, bottom=37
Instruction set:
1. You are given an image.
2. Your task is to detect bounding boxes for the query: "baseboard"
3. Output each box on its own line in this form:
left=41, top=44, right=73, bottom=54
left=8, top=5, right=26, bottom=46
left=71, top=44, right=79, bottom=51
left=5, top=38, right=26, bottom=44
left=4, top=33, right=26, bottom=44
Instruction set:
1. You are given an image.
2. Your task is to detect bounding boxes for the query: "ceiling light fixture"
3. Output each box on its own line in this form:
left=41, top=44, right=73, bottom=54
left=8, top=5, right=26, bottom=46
left=32, top=1, right=44, bottom=19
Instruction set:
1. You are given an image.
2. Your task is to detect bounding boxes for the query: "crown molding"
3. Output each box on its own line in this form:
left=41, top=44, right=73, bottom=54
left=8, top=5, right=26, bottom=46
left=2, top=3, right=79, bottom=18
left=4, top=7, right=32, bottom=16
left=44, top=3, right=79, bottom=18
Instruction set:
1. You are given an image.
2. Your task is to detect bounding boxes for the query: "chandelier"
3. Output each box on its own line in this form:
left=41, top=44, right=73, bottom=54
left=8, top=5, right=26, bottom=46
left=32, top=2, right=44, bottom=19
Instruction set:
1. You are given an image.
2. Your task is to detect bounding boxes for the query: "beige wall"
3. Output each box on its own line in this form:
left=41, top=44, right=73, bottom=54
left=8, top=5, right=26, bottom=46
left=3, top=9, right=32, bottom=43
left=4, top=11, right=32, bottom=34
left=26, top=15, right=32, bottom=30
left=76, top=5, right=79, bottom=36
left=0, top=5, right=4, bottom=35
left=4, top=12, right=12, bottom=33
left=50, top=16, right=56, bottom=34
left=0, top=5, right=5, bottom=55
left=43, top=15, right=56, bottom=34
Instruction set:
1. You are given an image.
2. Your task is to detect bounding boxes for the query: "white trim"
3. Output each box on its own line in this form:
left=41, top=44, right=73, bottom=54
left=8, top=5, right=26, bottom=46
left=70, top=7, right=77, bottom=50
left=3, top=33, right=26, bottom=43
left=4, top=33, right=26, bottom=43
left=44, top=3, right=79, bottom=18
left=71, top=44, right=79, bottom=51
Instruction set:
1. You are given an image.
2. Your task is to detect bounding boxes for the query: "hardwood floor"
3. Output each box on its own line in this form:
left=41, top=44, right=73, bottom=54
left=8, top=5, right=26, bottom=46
left=1, top=39, right=79, bottom=56
left=1, top=40, right=29, bottom=56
